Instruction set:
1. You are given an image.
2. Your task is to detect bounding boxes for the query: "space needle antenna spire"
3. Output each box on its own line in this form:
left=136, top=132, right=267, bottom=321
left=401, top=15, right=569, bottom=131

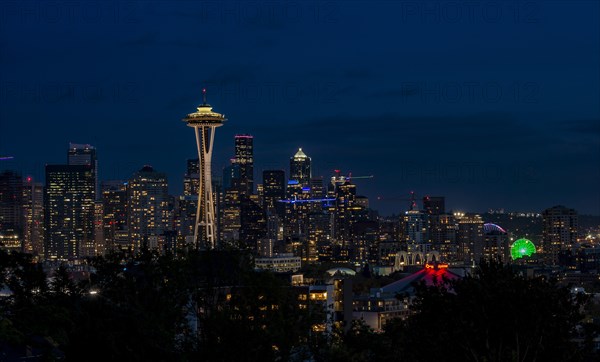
left=182, top=88, right=226, bottom=249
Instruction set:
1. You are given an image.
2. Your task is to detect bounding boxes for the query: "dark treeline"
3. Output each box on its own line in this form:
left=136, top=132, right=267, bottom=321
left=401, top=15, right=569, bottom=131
left=1, top=251, right=598, bottom=361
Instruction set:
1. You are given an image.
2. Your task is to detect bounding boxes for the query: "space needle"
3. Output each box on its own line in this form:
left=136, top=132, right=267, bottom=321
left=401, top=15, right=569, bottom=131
left=183, top=89, right=225, bottom=249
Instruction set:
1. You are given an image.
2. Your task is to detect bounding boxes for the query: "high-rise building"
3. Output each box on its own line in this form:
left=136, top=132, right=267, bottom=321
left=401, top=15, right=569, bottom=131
left=220, top=188, right=241, bottom=247
left=333, top=179, right=357, bottom=244
left=92, top=201, right=104, bottom=257
left=262, top=170, right=286, bottom=214
left=182, top=89, right=225, bottom=249
left=68, top=143, right=98, bottom=199
left=290, top=148, right=311, bottom=185
left=308, top=212, right=331, bottom=263
left=174, top=195, right=197, bottom=247
left=483, top=223, right=509, bottom=261
left=0, top=170, right=23, bottom=239
left=403, top=210, right=429, bottom=245
left=0, top=170, right=22, bottom=253
left=127, top=166, right=170, bottom=252
left=351, top=220, right=379, bottom=264
left=284, top=180, right=312, bottom=240
left=101, top=180, right=128, bottom=252
left=240, top=194, right=267, bottom=250
left=542, top=205, right=578, bottom=266
left=180, top=159, right=200, bottom=247
left=234, top=134, right=254, bottom=194
left=44, top=165, right=95, bottom=260
left=309, top=177, right=327, bottom=213
left=22, top=177, right=43, bottom=256
left=183, top=158, right=200, bottom=196
left=456, top=213, right=484, bottom=263
left=429, top=213, right=456, bottom=261
left=223, top=160, right=241, bottom=192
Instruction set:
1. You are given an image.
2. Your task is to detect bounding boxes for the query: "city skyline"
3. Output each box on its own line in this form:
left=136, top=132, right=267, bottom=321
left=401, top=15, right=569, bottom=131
left=0, top=1, right=598, bottom=216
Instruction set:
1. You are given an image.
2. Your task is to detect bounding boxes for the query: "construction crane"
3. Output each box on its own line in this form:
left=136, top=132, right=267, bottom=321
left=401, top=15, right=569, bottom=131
left=332, top=169, right=374, bottom=183
left=377, top=191, right=421, bottom=211
left=277, top=196, right=336, bottom=205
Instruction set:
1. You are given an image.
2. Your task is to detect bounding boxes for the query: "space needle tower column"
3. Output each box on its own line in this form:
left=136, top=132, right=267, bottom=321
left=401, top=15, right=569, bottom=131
left=183, top=89, right=225, bottom=249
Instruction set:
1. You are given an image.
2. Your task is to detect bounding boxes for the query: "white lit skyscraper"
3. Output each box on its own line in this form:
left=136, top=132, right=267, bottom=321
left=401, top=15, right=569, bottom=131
left=290, top=148, right=311, bottom=186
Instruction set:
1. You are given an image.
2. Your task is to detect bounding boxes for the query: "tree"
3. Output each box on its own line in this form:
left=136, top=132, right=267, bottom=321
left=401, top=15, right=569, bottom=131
left=394, top=259, right=588, bottom=362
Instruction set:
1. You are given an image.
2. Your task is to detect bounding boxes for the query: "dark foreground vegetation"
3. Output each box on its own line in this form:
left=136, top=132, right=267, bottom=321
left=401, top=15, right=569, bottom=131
left=1, top=249, right=598, bottom=361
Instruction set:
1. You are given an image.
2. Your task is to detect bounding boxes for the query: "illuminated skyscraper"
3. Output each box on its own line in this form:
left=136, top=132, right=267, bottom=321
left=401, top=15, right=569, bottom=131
left=262, top=170, right=286, bottom=214
left=542, top=205, right=578, bottom=266
left=22, top=177, right=44, bottom=256
left=44, top=165, right=95, bottom=260
left=183, top=158, right=200, bottom=196
left=101, top=180, right=128, bottom=252
left=127, top=166, right=169, bottom=252
left=68, top=143, right=98, bottom=199
left=182, top=89, right=225, bottom=249
left=240, top=194, right=267, bottom=250
left=0, top=170, right=23, bottom=235
left=290, top=148, right=311, bottom=186
left=333, top=179, right=357, bottom=243
left=0, top=170, right=23, bottom=252
left=234, top=134, right=254, bottom=195
left=483, top=223, right=509, bottom=261
left=456, top=213, right=484, bottom=263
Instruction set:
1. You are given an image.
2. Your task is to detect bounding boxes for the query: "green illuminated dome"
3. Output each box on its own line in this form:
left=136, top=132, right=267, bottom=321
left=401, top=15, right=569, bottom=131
left=510, top=238, right=536, bottom=260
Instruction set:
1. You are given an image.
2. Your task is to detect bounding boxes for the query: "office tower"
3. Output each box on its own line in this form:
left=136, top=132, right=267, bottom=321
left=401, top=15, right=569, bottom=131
left=403, top=210, right=429, bottom=246
left=290, top=148, right=311, bottom=185
left=101, top=180, right=128, bottom=252
left=308, top=212, right=331, bottom=263
left=220, top=186, right=241, bottom=247
left=0, top=171, right=23, bottom=240
left=182, top=89, right=225, bottom=249
left=309, top=178, right=325, bottom=198
left=239, top=194, right=267, bottom=250
left=483, top=223, right=509, bottom=261
left=68, top=143, right=98, bottom=199
left=309, top=177, right=327, bottom=213
left=256, top=183, right=264, bottom=206
left=92, top=201, right=104, bottom=256
left=423, top=196, right=445, bottom=215
left=333, top=179, right=357, bottom=243
left=429, top=213, right=457, bottom=261
left=183, top=158, right=200, bottom=196
left=174, top=195, right=196, bottom=247
left=351, top=220, right=379, bottom=264
left=456, top=213, right=484, bottom=263
left=542, top=205, right=578, bottom=266
left=179, top=159, right=200, bottom=246
left=22, top=177, right=44, bottom=255
left=234, top=134, right=254, bottom=195
left=223, top=160, right=241, bottom=192
left=262, top=170, right=286, bottom=214
left=127, top=166, right=169, bottom=252
left=284, top=180, right=312, bottom=240
left=0, top=169, right=22, bottom=252
left=44, top=165, right=95, bottom=260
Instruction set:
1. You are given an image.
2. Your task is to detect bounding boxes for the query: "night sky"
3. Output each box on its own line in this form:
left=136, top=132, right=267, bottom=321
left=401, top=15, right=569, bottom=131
left=0, top=1, right=598, bottom=216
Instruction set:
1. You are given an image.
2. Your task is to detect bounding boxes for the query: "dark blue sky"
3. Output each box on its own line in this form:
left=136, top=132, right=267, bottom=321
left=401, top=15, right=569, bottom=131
left=1, top=1, right=599, bottom=215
